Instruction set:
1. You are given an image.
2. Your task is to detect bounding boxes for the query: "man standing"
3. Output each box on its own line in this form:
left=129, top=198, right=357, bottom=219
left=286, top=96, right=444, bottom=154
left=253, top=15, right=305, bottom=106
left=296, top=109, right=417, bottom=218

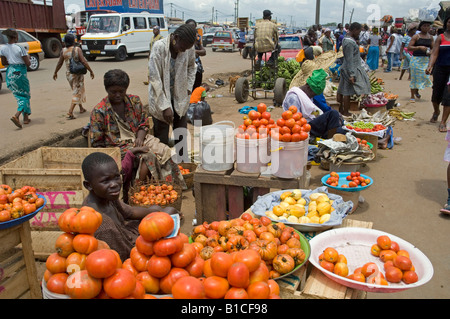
left=254, top=9, right=279, bottom=69
left=144, top=26, right=163, bottom=84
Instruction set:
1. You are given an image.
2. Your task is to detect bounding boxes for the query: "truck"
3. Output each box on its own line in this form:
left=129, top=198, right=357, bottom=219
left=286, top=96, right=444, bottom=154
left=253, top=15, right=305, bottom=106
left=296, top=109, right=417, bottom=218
left=0, top=0, right=67, bottom=58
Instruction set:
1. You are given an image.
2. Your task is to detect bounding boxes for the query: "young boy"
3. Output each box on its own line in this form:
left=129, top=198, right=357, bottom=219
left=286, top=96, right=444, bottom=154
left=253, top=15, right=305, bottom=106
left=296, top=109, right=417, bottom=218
left=189, top=83, right=210, bottom=104
left=81, top=152, right=183, bottom=261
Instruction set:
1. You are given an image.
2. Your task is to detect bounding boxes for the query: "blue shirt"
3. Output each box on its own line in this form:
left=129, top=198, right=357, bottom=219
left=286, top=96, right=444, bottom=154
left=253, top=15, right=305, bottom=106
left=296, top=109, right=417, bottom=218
left=238, top=31, right=246, bottom=43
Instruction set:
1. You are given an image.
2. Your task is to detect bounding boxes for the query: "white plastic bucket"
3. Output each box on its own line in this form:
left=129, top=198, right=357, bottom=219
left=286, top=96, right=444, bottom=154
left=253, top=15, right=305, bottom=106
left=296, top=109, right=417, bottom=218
left=270, top=138, right=308, bottom=179
left=41, top=280, right=70, bottom=299
left=236, top=137, right=270, bottom=174
left=200, top=121, right=235, bottom=171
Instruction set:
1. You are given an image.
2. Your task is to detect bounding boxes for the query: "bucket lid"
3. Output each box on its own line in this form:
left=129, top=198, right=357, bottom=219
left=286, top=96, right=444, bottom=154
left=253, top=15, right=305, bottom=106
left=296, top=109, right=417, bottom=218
left=201, top=122, right=235, bottom=143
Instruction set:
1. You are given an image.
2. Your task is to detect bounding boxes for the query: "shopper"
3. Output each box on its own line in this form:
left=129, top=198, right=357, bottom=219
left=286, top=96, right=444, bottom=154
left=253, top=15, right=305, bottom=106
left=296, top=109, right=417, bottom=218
left=366, top=27, right=381, bottom=71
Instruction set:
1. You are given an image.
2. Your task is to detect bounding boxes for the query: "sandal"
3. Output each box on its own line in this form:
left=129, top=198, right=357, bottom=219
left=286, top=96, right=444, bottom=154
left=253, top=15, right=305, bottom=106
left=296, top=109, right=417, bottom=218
left=79, top=108, right=87, bottom=114
left=440, top=204, right=450, bottom=215
left=430, top=113, right=440, bottom=123
left=10, top=116, right=22, bottom=129
left=410, top=98, right=415, bottom=103
left=439, top=123, right=447, bottom=132
left=415, top=93, right=421, bottom=99
left=23, top=119, right=31, bottom=124
left=66, top=114, right=76, bottom=120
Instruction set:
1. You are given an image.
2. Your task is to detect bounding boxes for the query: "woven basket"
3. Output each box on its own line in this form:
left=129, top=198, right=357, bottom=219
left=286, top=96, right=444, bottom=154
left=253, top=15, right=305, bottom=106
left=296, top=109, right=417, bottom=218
left=128, top=179, right=183, bottom=211
left=179, top=162, right=198, bottom=189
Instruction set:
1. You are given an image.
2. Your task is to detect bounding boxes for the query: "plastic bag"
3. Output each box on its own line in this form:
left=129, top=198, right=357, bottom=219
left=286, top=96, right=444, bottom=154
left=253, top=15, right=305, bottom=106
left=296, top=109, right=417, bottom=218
left=418, top=2, right=440, bottom=21
left=186, top=101, right=213, bottom=126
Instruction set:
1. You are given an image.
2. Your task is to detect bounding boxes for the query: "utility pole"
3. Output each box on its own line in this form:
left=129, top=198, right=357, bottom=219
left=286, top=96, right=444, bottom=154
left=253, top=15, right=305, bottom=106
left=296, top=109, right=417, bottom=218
left=349, top=8, right=354, bottom=24
left=212, top=7, right=214, bottom=25
left=341, top=0, right=346, bottom=25
left=315, top=0, right=320, bottom=25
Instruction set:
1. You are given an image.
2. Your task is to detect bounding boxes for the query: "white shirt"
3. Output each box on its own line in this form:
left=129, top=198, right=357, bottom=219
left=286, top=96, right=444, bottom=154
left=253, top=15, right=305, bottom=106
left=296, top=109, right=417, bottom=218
left=0, top=43, right=27, bottom=65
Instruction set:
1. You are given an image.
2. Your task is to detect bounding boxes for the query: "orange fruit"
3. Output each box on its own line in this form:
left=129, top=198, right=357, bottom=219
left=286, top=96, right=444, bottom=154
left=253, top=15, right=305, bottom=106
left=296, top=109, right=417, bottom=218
left=376, top=235, right=392, bottom=250
left=333, top=262, right=349, bottom=277
left=402, top=270, right=418, bottom=284
left=320, top=260, right=335, bottom=273
left=370, top=244, right=381, bottom=257
left=337, top=254, right=347, bottom=264
left=390, top=241, right=400, bottom=252
left=323, top=247, right=339, bottom=263
left=361, top=262, right=379, bottom=278
left=397, top=250, right=410, bottom=258
left=379, top=250, right=397, bottom=263
left=393, top=255, right=412, bottom=271
left=385, top=266, right=403, bottom=283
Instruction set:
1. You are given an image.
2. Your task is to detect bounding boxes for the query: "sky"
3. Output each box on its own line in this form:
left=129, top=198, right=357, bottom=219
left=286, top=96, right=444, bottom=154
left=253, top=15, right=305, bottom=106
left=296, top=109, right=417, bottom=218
left=62, top=0, right=442, bottom=27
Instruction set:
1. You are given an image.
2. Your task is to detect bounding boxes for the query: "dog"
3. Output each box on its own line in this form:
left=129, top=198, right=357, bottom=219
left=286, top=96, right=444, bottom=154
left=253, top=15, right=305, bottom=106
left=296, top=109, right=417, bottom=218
left=229, top=75, right=240, bottom=93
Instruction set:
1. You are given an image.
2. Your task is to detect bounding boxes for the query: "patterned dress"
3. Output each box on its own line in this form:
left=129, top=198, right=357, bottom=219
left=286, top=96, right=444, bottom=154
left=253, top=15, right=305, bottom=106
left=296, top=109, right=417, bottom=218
left=62, top=46, right=86, bottom=105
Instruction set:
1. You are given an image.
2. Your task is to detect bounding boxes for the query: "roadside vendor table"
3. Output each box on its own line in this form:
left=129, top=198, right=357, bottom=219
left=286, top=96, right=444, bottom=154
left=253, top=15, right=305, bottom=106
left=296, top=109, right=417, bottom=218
left=194, top=165, right=309, bottom=224
left=0, top=221, right=42, bottom=299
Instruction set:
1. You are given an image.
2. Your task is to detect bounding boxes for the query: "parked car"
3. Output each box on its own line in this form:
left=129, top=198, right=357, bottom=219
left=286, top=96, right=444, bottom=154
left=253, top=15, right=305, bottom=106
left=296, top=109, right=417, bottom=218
left=262, top=34, right=304, bottom=61
left=212, top=31, right=238, bottom=52
left=0, top=28, right=45, bottom=71
left=202, top=26, right=224, bottom=46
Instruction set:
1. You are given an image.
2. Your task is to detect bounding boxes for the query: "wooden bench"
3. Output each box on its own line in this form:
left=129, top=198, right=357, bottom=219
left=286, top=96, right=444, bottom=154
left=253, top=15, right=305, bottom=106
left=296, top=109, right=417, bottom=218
left=193, top=165, right=309, bottom=223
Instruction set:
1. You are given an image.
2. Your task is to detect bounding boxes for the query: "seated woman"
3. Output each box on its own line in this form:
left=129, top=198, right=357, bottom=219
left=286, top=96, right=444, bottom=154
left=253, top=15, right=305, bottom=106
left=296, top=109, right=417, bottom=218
left=89, top=69, right=186, bottom=202
left=81, top=152, right=182, bottom=261
left=283, top=69, right=346, bottom=139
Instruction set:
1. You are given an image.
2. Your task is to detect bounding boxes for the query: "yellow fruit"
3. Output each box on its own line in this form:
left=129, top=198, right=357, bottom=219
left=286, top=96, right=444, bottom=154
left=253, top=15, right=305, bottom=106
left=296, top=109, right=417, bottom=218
left=279, top=201, right=290, bottom=209
left=272, top=205, right=285, bottom=217
left=287, top=215, right=299, bottom=223
left=283, top=197, right=297, bottom=205
left=316, top=195, right=330, bottom=204
left=287, top=204, right=306, bottom=218
left=298, top=216, right=310, bottom=224
left=319, top=214, right=331, bottom=224
left=297, top=198, right=307, bottom=206
left=309, top=216, right=320, bottom=224
left=307, top=210, right=319, bottom=218
left=266, top=211, right=279, bottom=220
left=310, top=193, right=326, bottom=201
left=317, top=202, right=332, bottom=216
left=291, top=189, right=302, bottom=200
left=280, top=191, right=293, bottom=201
left=308, top=203, right=317, bottom=213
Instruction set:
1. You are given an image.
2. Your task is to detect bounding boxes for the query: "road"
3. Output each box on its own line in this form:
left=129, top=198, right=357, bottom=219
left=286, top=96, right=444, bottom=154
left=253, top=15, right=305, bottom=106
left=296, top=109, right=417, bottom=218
left=1, top=47, right=449, bottom=300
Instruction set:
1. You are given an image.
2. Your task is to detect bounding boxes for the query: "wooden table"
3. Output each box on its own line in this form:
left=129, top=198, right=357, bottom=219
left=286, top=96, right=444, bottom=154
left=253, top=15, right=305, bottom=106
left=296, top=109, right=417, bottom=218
left=0, top=221, right=42, bottom=299
left=193, top=165, right=309, bottom=223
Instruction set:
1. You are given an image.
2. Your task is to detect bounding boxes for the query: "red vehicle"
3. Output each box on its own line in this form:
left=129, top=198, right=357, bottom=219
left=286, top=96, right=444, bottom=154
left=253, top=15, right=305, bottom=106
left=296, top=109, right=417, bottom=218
left=212, top=31, right=238, bottom=52
left=262, top=34, right=303, bottom=61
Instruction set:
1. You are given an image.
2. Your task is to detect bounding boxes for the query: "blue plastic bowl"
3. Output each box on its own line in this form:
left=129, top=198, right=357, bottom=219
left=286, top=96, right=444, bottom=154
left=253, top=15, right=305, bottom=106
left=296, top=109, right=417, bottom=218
left=0, top=194, right=47, bottom=230
left=321, top=172, right=373, bottom=192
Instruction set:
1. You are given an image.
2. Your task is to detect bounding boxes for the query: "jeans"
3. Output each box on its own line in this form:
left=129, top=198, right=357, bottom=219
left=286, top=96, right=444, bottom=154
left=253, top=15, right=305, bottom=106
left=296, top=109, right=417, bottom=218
left=386, top=52, right=395, bottom=72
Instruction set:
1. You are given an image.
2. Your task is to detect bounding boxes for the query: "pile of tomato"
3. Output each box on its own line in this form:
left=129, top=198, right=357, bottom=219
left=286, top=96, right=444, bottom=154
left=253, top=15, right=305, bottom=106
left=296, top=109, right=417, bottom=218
left=0, top=184, right=45, bottom=223
left=236, top=103, right=311, bottom=142
left=341, top=172, right=371, bottom=188
left=177, top=165, right=191, bottom=175
left=345, top=123, right=386, bottom=133
left=318, top=234, right=419, bottom=286
left=129, top=184, right=179, bottom=207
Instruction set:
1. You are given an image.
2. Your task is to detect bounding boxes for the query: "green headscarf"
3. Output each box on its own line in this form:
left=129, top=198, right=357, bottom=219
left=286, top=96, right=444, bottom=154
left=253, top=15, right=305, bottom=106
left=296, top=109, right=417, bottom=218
left=306, top=69, right=327, bottom=95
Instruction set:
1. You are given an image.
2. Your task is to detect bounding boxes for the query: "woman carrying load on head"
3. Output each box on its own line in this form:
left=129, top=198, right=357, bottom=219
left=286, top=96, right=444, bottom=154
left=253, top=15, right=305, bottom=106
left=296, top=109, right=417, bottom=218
left=0, top=28, right=31, bottom=129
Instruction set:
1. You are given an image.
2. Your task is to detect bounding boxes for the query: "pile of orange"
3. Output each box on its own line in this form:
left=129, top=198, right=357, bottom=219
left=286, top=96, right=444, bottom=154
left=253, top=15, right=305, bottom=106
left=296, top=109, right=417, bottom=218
left=0, top=185, right=45, bottom=223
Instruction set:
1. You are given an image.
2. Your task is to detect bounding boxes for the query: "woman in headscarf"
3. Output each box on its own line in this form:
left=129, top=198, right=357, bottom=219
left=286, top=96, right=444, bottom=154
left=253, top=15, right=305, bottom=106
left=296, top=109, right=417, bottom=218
left=148, top=24, right=197, bottom=163
left=0, top=29, right=31, bottom=129
left=336, top=22, right=371, bottom=116
left=53, top=33, right=94, bottom=119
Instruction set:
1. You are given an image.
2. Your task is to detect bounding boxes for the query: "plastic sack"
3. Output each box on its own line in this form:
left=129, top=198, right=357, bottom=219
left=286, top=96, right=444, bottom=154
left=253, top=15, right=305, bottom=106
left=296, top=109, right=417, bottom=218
left=418, top=2, right=440, bottom=21
left=186, top=101, right=213, bottom=126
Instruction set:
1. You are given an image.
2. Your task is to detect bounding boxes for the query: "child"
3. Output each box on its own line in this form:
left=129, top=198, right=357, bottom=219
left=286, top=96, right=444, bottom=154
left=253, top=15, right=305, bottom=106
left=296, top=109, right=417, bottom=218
left=189, top=83, right=210, bottom=104
left=81, top=152, right=183, bottom=261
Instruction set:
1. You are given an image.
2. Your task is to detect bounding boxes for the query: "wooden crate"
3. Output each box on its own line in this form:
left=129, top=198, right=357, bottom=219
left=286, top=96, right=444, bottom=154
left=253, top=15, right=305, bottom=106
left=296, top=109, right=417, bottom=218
left=194, top=164, right=309, bottom=223
left=0, top=222, right=42, bottom=299
left=0, top=147, right=121, bottom=225
left=278, top=219, right=373, bottom=299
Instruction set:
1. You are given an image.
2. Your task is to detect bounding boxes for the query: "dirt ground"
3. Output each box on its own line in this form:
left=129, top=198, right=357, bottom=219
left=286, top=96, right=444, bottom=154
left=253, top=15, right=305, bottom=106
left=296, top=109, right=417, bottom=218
left=1, top=48, right=449, bottom=300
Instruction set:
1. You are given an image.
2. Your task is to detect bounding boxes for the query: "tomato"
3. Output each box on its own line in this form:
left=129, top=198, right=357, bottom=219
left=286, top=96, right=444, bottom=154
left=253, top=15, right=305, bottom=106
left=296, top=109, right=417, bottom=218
left=23, top=202, right=36, bottom=215
left=46, top=252, right=67, bottom=274
left=130, top=247, right=150, bottom=272
left=71, top=207, right=103, bottom=234
left=153, top=234, right=184, bottom=257
left=227, top=262, right=250, bottom=288
left=35, top=197, right=45, bottom=208
left=286, top=247, right=306, bottom=266
left=46, top=273, right=69, bottom=295
left=64, top=270, right=103, bottom=299
left=204, top=276, right=230, bottom=299
left=72, top=234, right=98, bottom=255
left=299, top=131, right=309, bottom=141
left=257, top=103, right=267, bottom=114
left=288, top=105, right=298, bottom=114
left=224, top=287, right=249, bottom=299
left=172, top=276, right=205, bottom=299
left=210, top=252, right=233, bottom=277
left=147, top=255, right=171, bottom=278
left=385, top=266, right=403, bottom=283
left=159, top=268, right=189, bottom=294
left=185, top=256, right=205, bottom=278
left=249, top=261, right=270, bottom=284
left=233, top=249, right=261, bottom=272
left=103, top=268, right=137, bottom=299
left=261, top=111, right=271, bottom=121
left=267, top=279, right=280, bottom=295
left=54, top=232, right=75, bottom=257
left=138, top=212, right=174, bottom=242
left=65, top=252, right=87, bottom=275
left=333, top=262, right=349, bottom=277
left=247, top=281, right=270, bottom=299
left=130, top=280, right=146, bottom=299
left=393, top=255, right=413, bottom=271
left=249, top=239, right=278, bottom=261
left=402, top=270, right=418, bottom=284
left=136, top=271, right=160, bottom=294
left=282, top=110, right=293, bottom=120
left=85, top=249, right=118, bottom=278
left=272, top=254, right=295, bottom=274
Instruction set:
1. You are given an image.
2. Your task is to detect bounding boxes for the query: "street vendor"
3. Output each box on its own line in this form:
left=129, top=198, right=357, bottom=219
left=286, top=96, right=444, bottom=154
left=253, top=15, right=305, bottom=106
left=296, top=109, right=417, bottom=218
left=81, top=152, right=183, bottom=261
left=283, top=69, right=346, bottom=140
left=89, top=69, right=187, bottom=201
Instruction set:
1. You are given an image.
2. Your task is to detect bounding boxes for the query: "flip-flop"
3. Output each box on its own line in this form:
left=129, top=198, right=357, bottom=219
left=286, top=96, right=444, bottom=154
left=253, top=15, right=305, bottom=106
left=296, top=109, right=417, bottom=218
left=439, top=123, right=447, bottom=132
left=430, top=113, right=440, bottom=123
left=66, top=114, right=76, bottom=120
left=10, top=116, right=22, bottom=129
left=79, top=108, right=87, bottom=114
left=23, top=119, right=31, bottom=124
left=440, top=204, right=450, bottom=215
left=410, top=99, right=415, bottom=103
